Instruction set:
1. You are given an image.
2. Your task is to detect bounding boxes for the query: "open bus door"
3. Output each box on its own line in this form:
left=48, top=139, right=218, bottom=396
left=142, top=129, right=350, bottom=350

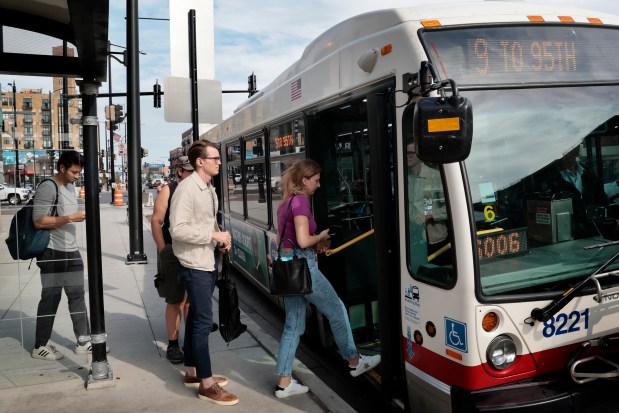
left=307, top=81, right=405, bottom=406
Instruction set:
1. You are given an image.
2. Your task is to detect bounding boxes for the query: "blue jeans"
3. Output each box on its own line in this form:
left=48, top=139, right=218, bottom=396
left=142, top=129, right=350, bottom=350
left=179, top=264, right=217, bottom=379
left=275, top=249, right=357, bottom=377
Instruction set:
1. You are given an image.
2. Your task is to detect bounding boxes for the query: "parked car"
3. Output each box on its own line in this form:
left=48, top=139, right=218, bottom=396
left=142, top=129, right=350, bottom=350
left=0, top=184, right=31, bottom=205
left=271, top=176, right=282, bottom=193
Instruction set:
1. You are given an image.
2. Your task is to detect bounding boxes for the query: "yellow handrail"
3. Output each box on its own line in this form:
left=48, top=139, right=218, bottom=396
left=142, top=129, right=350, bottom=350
left=325, top=229, right=375, bottom=256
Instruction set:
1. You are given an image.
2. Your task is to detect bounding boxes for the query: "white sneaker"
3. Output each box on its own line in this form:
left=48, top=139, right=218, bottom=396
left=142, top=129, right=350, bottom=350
left=274, top=379, right=309, bottom=399
left=75, top=342, right=111, bottom=355
left=32, top=344, right=64, bottom=361
left=349, top=354, right=381, bottom=377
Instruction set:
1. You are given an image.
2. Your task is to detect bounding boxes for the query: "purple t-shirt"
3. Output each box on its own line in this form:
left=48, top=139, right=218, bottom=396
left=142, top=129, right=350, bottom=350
left=277, top=195, right=317, bottom=249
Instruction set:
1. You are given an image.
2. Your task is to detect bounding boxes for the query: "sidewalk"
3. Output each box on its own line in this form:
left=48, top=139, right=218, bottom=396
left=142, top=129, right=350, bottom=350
left=0, top=196, right=356, bottom=412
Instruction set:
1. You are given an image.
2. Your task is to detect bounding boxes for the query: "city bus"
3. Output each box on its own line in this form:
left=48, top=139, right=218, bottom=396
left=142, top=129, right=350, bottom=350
left=204, top=2, right=619, bottom=411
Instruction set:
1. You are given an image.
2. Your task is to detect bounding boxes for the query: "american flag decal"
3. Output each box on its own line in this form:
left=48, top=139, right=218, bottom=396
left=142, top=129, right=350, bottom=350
left=290, top=79, right=302, bottom=101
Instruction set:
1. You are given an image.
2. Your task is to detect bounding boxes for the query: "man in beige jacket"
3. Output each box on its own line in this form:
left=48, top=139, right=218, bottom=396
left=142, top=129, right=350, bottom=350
left=169, top=140, right=238, bottom=406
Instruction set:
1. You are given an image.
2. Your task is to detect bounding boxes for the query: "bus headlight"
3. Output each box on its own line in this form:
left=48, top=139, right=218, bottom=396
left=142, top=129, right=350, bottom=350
left=486, top=335, right=517, bottom=370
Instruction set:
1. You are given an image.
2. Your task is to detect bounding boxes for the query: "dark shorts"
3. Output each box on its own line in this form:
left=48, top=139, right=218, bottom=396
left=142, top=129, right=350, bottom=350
left=156, top=244, right=186, bottom=304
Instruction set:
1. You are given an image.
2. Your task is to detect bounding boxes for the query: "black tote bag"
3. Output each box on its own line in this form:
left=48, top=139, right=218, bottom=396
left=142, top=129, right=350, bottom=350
left=270, top=239, right=312, bottom=296
left=216, top=254, right=247, bottom=344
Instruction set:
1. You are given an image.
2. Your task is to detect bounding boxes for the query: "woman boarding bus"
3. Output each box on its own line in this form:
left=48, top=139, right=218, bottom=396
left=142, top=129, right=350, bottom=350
left=204, top=2, right=619, bottom=411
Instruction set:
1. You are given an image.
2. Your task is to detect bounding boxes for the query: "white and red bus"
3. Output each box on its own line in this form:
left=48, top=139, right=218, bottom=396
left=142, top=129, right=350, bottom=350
left=204, top=2, right=619, bottom=411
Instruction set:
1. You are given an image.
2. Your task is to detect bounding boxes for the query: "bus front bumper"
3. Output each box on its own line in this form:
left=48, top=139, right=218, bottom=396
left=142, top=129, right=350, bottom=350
left=453, top=375, right=619, bottom=413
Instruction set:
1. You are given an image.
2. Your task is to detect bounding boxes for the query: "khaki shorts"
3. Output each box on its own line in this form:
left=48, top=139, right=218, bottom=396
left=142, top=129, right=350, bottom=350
left=156, top=244, right=186, bottom=304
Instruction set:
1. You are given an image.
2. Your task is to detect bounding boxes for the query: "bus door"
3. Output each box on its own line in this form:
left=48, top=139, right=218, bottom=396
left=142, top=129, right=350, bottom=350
left=307, top=82, right=403, bottom=397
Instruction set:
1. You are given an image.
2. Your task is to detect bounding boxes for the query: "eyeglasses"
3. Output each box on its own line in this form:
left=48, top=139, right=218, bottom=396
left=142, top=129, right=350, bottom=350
left=203, top=156, right=221, bottom=162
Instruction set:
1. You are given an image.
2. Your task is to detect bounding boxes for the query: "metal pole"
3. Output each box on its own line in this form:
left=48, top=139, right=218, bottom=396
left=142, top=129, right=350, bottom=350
left=108, top=42, right=115, bottom=193
left=188, top=9, right=199, bottom=141
left=12, top=81, right=18, bottom=187
left=62, top=41, right=69, bottom=151
left=126, top=0, right=147, bottom=264
left=78, top=81, right=114, bottom=387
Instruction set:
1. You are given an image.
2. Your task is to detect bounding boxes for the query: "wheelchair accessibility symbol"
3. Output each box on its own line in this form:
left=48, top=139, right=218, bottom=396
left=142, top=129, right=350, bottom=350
left=445, top=317, right=467, bottom=353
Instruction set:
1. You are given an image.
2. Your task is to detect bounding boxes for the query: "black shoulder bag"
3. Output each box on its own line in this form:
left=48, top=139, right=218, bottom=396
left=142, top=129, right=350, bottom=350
left=216, top=253, right=247, bottom=344
left=269, top=195, right=312, bottom=296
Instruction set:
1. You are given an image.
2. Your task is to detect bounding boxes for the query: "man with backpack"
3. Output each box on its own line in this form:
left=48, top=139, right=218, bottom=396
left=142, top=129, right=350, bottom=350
left=150, top=155, right=193, bottom=364
left=31, top=150, right=89, bottom=360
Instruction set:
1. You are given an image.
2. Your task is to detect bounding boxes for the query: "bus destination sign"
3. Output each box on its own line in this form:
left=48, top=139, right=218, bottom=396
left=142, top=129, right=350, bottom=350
left=423, top=26, right=619, bottom=86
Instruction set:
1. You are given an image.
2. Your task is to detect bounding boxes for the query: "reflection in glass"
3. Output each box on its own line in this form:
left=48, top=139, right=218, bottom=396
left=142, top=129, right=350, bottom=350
left=246, top=163, right=268, bottom=223
left=226, top=159, right=243, bottom=216
left=463, top=86, right=619, bottom=296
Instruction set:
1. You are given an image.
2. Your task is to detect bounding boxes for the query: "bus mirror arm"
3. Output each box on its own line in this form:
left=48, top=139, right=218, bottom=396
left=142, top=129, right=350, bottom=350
left=527, top=248, right=619, bottom=325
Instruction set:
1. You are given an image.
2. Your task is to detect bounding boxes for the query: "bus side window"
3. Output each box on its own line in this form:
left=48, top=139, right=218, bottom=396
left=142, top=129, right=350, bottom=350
left=406, top=140, right=453, bottom=286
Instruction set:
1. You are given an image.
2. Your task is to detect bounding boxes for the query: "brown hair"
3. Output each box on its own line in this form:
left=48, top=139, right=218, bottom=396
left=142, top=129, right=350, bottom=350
left=187, top=140, right=219, bottom=169
left=281, top=159, right=321, bottom=203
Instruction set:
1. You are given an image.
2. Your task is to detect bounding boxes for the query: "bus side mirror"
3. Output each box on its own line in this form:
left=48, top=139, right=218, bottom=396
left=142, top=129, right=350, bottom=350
left=410, top=95, right=473, bottom=163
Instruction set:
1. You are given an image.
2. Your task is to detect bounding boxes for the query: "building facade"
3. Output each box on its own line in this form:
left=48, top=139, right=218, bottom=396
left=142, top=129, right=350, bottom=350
left=0, top=48, right=83, bottom=186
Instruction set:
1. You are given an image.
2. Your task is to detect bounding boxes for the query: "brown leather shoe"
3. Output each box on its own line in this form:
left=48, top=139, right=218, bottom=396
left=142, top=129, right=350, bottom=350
left=198, top=383, right=239, bottom=406
left=184, top=373, right=228, bottom=388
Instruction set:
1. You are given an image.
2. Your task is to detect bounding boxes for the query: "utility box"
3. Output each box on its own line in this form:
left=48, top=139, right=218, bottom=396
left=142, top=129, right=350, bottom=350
left=526, top=196, right=573, bottom=245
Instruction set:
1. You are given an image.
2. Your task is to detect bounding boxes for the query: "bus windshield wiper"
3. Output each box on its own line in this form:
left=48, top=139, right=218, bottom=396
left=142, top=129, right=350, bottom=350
left=584, top=240, right=619, bottom=250
left=526, top=248, right=619, bottom=325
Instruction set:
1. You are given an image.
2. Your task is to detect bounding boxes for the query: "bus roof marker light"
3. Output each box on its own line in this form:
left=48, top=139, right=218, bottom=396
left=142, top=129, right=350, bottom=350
left=558, top=16, right=575, bottom=23
left=588, top=17, right=603, bottom=24
left=527, top=15, right=545, bottom=23
left=357, top=48, right=379, bottom=73
left=420, top=20, right=441, bottom=27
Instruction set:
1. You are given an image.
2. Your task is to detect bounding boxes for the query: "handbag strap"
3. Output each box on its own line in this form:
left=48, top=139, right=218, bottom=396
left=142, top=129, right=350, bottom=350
left=277, top=195, right=297, bottom=259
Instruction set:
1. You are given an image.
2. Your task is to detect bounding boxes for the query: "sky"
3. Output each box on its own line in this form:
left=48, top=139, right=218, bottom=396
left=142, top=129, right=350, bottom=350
left=2, top=0, right=619, bottom=166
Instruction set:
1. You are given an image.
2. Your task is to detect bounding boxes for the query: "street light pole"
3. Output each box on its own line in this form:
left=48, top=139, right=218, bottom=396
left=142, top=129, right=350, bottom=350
left=107, top=41, right=115, bottom=192
left=10, top=81, right=19, bottom=187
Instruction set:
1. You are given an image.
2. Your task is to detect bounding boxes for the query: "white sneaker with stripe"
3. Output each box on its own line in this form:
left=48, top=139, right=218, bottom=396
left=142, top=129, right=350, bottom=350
left=32, top=344, right=64, bottom=361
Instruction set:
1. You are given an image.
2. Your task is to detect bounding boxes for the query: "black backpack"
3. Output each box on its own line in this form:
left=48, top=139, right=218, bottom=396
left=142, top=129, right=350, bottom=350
left=216, top=254, right=247, bottom=344
left=5, top=179, right=59, bottom=260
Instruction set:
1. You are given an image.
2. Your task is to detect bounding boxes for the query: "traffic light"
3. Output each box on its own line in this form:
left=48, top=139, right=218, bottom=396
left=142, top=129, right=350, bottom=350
left=248, top=72, right=257, bottom=97
left=114, top=104, right=125, bottom=123
left=141, top=147, right=148, bottom=158
left=153, top=82, right=162, bottom=108
left=105, top=105, right=116, bottom=122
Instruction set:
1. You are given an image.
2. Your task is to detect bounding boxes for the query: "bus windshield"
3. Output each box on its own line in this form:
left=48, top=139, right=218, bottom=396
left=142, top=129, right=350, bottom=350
left=464, top=85, right=619, bottom=296
left=422, top=25, right=619, bottom=296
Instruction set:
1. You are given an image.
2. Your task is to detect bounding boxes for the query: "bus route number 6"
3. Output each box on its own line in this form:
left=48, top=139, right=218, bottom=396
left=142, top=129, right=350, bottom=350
left=484, top=205, right=495, bottom=222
